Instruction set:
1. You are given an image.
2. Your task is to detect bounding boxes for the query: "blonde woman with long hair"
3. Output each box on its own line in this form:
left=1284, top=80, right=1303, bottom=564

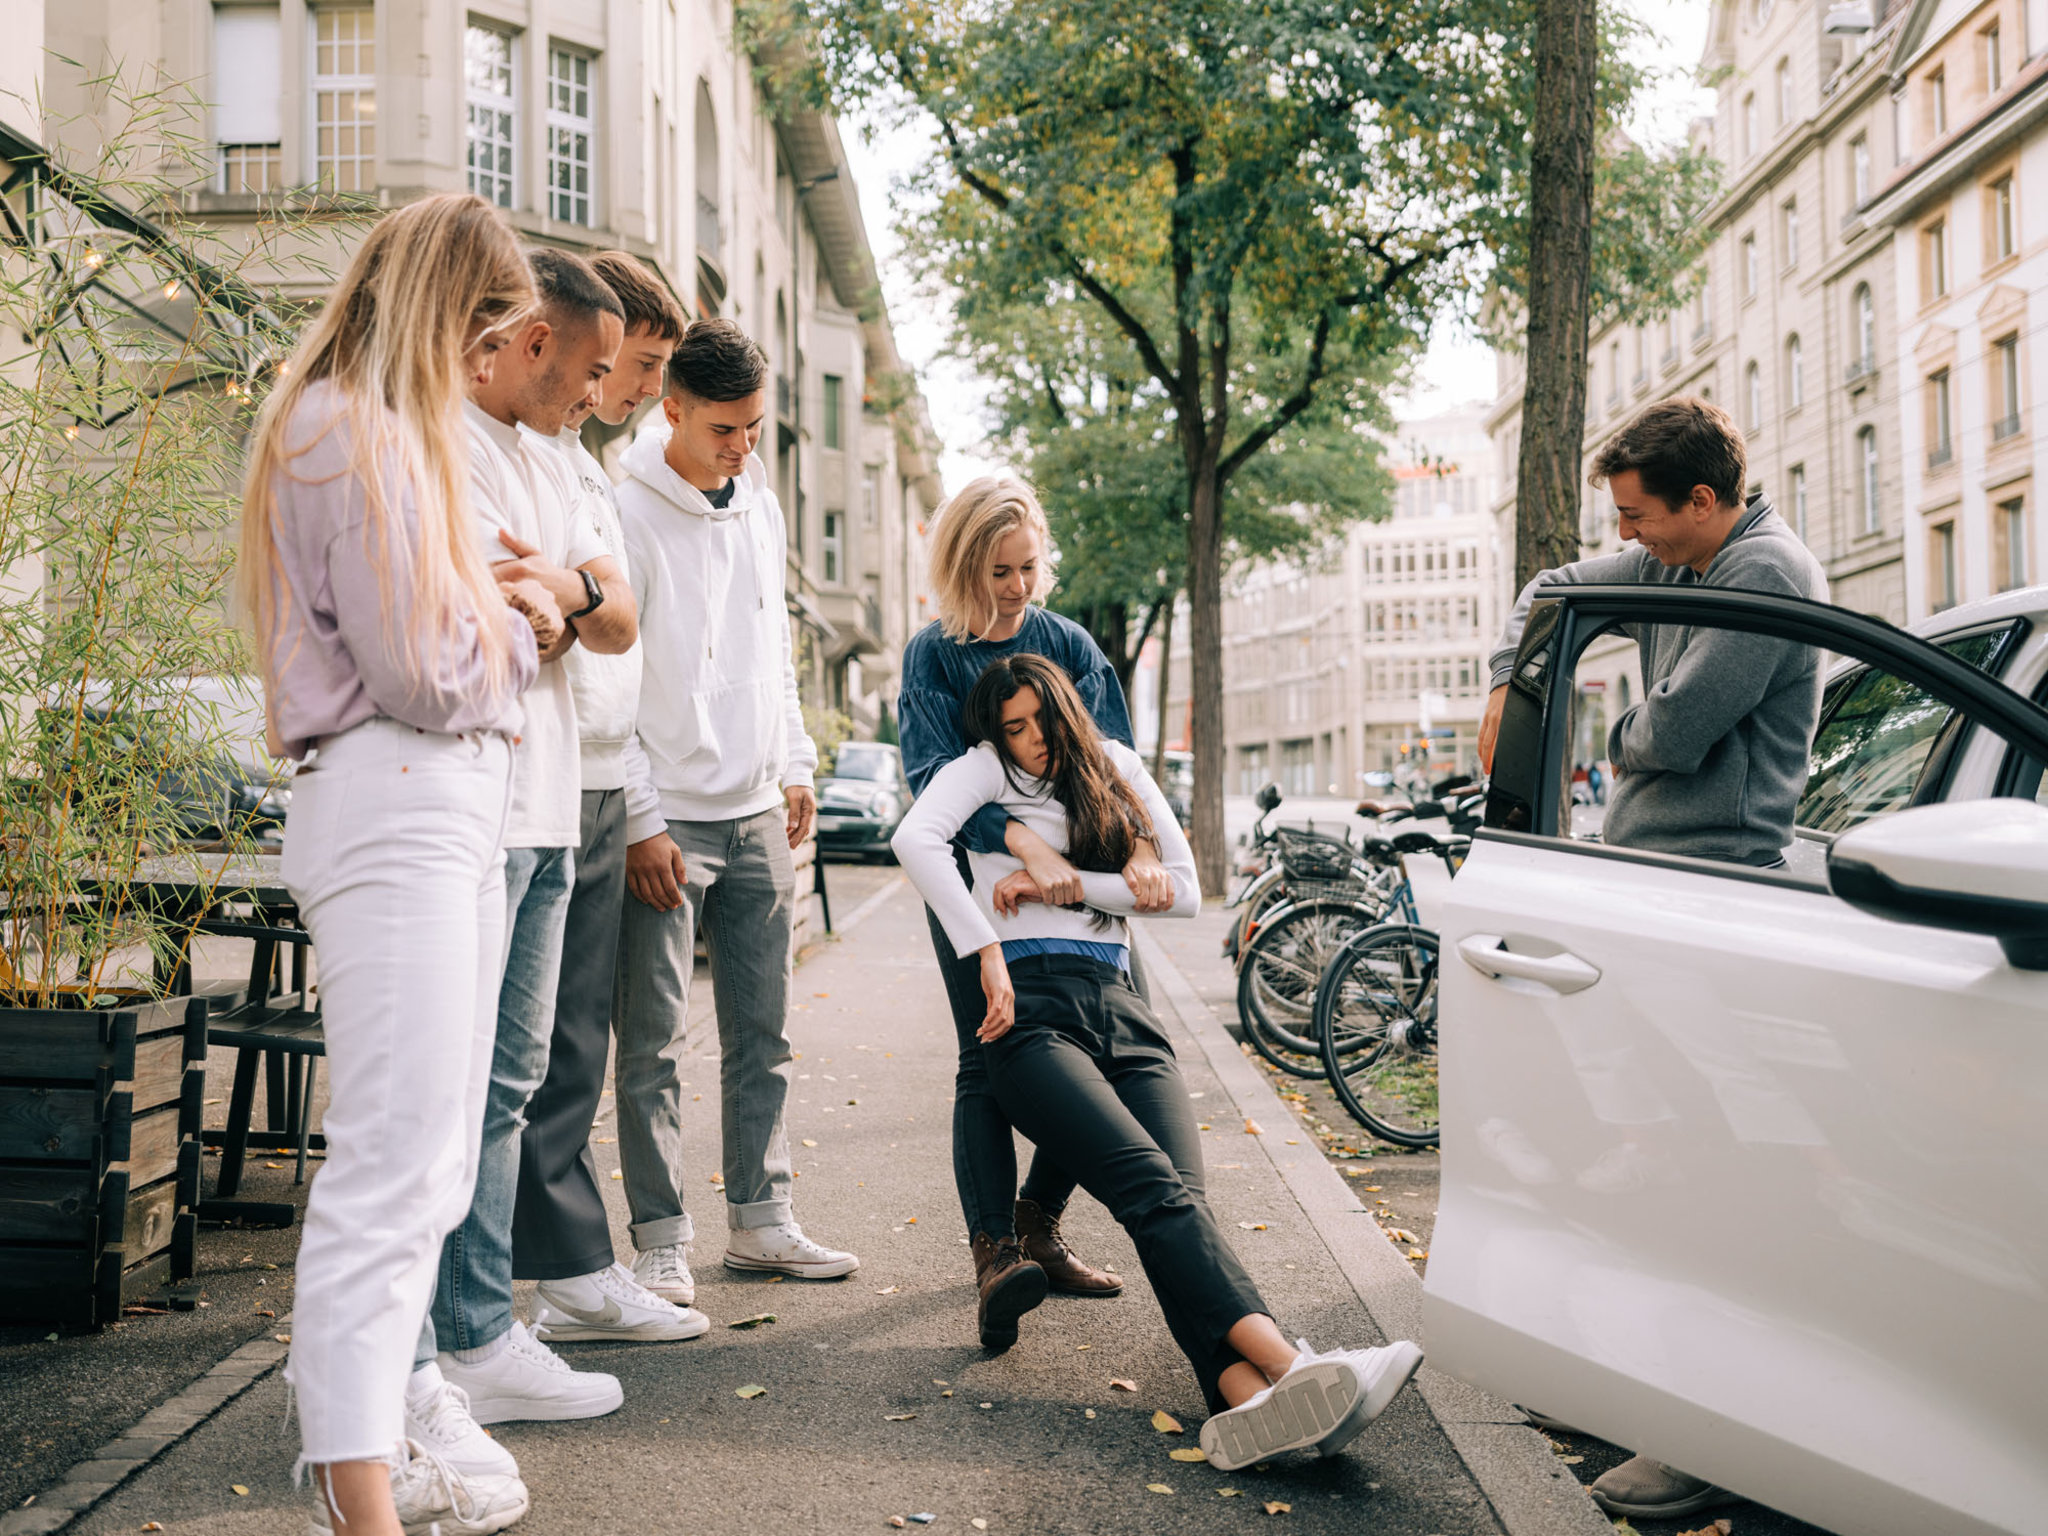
left=239, top=192, right=555, bottom=1536
left=897, top=476, right=1173, bottom=1349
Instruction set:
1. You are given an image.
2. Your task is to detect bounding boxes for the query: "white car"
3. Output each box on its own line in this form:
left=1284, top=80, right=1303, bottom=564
left=1427, top=583, right=2048, bottom=1536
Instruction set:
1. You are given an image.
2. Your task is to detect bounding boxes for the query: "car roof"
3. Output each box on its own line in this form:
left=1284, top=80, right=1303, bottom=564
left=1905, top=583, right=2048, bottom=640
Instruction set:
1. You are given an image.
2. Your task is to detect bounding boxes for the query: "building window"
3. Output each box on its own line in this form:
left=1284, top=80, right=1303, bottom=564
left=1745, top=361, right=1763, bottom=430
left=1743, top=93, right=1758, bottom=158
left=214, top=5, right=282, bottom=193
left=312, top=5, right=375, bottom=192
left=1854, top=283, right=1876, bottom=368
left=1606, top=340, right=1621, bottom=408
left=1923, top=219, right=1947, bottom=300
left=1996, top=496, right=2028, bottom=591
left=821, top=510, right=841, bottom=584
left=1989, top=174, right=2015, bottom=262
left=1932, top=521, right=1957, bottom=611
left=1790, top=462, right=1807, bottom=540
left=1776, top=57, right=1793, bottom=126
left=1927, top=368, right=1952, bottom=466
left=1984, top=21, right=2002, bottom=94
left=822, top=373, right=843, bottom=449
left=861, top=466, right=880, bottom=527
left=1930, top=67, right=1947, bottom=137
left=465, top=24, right=517, bottom=208
left=1782, top=199, right=1799, bottom=268
left=1742, top=233, right=1758, bottom=297
left=1858, top=425, right=1880, bottom=533
left=1993, top=334, right=2022, bottom=439
left=1850, top=134, right=1869, bottom=206
left=1786, top=334, right=1803, bottom=407
left=547, top=47, right=595, bottom=226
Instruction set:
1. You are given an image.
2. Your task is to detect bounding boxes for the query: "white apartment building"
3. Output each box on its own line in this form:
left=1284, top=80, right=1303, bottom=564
left=29, top=0, right=941, bottom=728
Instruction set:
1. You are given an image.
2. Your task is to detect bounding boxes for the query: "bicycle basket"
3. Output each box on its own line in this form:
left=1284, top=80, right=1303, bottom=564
left=1277, top=831, right=1356, bottom=885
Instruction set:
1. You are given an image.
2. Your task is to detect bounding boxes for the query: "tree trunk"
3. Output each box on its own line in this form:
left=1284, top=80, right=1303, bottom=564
left=1186, top=467, right=1228, bottom=895
left=1151, top=593, right=1176, bottom=784
left=1514, top=0, right=1599, bottom=591
left=1086, top=600, right=1135, bottom=698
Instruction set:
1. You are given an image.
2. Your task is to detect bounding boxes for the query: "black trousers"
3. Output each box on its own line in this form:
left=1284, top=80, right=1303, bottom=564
left=511, top=788, right=627, bottom=1280
left=984, top=954, right=1266, bottom=1411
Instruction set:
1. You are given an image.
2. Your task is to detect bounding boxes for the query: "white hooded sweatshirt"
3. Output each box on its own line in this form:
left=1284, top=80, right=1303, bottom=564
left=616, top=422, right=816, bottom=841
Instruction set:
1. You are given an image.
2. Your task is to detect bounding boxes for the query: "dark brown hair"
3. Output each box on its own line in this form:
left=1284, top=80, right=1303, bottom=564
left=964, top=655, right=1154, bottom=918
left=528, top=247, right=623, bottom=329
left=1589, top=394, right=1747, bottom=510
left=667, top=317, right=769, bottom=402
left=589, top=250, right=687, bottom=343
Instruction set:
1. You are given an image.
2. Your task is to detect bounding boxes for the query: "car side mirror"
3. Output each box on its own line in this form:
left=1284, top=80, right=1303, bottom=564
left=1827, top=800, right=2048, bottom=970
left=1255, top=783, right=1282, bottom=812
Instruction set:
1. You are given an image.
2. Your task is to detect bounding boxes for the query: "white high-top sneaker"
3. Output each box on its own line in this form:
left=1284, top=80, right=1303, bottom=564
left=630, top=1243, right=697, bottom=1306
left=403, top=1361, right=518, bottom=1479
left=723, top=1222, right=860, bottom=1279
left=306, top=1438, right=528, bottom=1536
left=437, top=1319, right=624, bottom=1425
left=1197, top=1338, right=1423, bottom=1471
left=534, top=1262, right=711, bottom=1343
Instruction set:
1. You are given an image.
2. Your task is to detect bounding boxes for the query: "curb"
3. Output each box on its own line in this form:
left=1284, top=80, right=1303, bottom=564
left=0, top=1324, right=293, bottom=1535
left=1132, top=924, right=1612, bottom=1536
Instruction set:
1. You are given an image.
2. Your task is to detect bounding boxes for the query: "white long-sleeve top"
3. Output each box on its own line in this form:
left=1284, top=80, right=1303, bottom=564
left=893, top=739, right=1200, bottom=959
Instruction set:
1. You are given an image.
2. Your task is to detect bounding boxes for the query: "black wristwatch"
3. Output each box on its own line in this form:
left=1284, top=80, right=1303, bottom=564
left=568, top=568, right=604, bottom=621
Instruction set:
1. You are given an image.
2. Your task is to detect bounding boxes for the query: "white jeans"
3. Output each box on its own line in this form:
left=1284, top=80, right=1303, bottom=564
left=280, top=719, right=512, bottom=1465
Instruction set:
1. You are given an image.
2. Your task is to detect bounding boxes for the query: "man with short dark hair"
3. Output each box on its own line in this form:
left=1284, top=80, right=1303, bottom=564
left=1480, top=394, right=1827, bottom=868
left=610, top=319, right=858, bottom=1300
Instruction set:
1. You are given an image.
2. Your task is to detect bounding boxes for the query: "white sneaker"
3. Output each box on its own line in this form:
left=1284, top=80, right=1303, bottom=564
left=403, top=1361, right=518, bottom=1480
left=534, top=1263, right=711, bottom=1343
left=723, top=1222, right=860, bottom=1279
left=631, top=1243, right=697, bottom=1306
left=1197, top=1338, right=1423, bottom=1471
left=438, top=1320, right=624, bottom=1425
left=307, top=1438, right=528, bottom=1535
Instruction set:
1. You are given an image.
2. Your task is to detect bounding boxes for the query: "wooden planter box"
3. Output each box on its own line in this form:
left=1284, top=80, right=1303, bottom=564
left=0, top=996, right=207, bottom=1327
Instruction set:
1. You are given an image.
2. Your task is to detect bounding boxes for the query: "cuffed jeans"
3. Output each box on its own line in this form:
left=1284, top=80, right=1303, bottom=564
left=985, top=954, right=1266, bottom=1413
left=417, top=841, right=574, bottom=1363
left=512, top=788, right=629, bottom=1281
left=279, top=720, right=510, bottom=1464
left=614, top=807, right=798, bottom=1245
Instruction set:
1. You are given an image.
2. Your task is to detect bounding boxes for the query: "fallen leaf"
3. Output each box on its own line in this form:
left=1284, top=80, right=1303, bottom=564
left=1673, top=1524, right=1732, bottom=1536
left=1170, top=1448, right=1208, bottom=1462
left=802, top=1139, right=818, bottom=1148
left=1110, top=1378, right=1138, bottom=1392
left=253, top=1308, right=274, bottom=1318
left=933, top=1379, right=949, bottom=1386
left=1264, top=1501, right=1291, bottom=1515
left=1075, top=1344, right=1091, bottom=1351
left=905, top=1216, right=917, bottom=1224
left=735, top=1384, right=767, bottom=1399
left=1557, top=1454, right=1584, bottom=1465
left=1198, top=1123, right=1213, bottom=1131
left=1151, top=1410, right=1184, bottom=1434
left=1237, top=1221, right=1268, bottom=1231
left=728, top=1314, right=777, bottom=1329
left=1363, top=1185, right=1382, bottom=1191
left=884, top=1412, right=917, bottom=1421
left=1084, top=1408, right=1097, bottom=1419
left=610, top=1171, right=623, bottom=1179
left=815, top=992, right=830, bottom=998
left=231, top=1485, right=250, bottom=1497
left=274, top=1334, right=291, bottom=1343
left=941, top=1390, right=954, bottom=1398
left=1147, top=1483, right=1174, bottom=1495
left=1218, top=1489, right=1242, bottom=1498
left=594, top=1137, right=615, bottom=1144
left=979, top=1402, right=994, bottom=1409
left=1387, top=1228, right=1418, bottom=1245
left=264, top=1162, right=283, bottom=1169
left=1244, top=1119, right=1264, bottom=1135
left=972, top=1522, right=988, bottom=1532
left=875, top=1286, right=901, bottom=1295
left=889, top=1519, right=907, bottom=1529
left=143, top=1524, right=165, bottom=1531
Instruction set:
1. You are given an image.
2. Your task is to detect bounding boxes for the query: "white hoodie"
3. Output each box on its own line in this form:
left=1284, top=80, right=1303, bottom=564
left=616, top=423, right=816, bottom=840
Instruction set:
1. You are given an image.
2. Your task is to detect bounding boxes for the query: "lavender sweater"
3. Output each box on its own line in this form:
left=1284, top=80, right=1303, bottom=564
left=259, top=382, right=538, bottom=759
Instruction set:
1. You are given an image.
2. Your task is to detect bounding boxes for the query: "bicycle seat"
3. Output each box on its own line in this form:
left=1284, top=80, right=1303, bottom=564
left=1361, top=836, right=1402, bottom=863
left=1391, top=829, right=1449, bottom=856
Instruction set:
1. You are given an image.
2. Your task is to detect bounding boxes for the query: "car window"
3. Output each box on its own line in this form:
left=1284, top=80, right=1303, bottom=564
left=1796, top=631, right=2003, bottom=834
left=832, top=744, right=895, bottom=781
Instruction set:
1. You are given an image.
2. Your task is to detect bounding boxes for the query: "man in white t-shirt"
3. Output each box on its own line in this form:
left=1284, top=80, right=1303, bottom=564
left=411, top=251, right=636, bottom=1470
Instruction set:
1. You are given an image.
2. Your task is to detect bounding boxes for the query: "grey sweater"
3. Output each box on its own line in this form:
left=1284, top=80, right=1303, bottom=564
left=1487, top=498, right=1828, bottom=865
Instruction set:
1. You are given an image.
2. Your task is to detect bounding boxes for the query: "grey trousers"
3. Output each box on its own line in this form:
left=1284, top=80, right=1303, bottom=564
left=511, top=788, right=628, bottom=1282
left=614, top=806, right=798, bottom=1247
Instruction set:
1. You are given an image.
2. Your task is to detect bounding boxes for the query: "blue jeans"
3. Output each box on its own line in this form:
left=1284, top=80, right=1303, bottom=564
left=417, top=843, right=574, bottom=1363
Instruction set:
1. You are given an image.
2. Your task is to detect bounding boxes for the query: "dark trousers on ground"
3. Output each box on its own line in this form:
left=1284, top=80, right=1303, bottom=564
left=984, top=953, right=1266, bottom=1412
left=511, top=787, right=627, bottom=1281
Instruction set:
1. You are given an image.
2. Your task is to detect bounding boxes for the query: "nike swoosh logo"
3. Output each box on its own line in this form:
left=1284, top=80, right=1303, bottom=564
left=561, top=1296, right=624, bottom=1326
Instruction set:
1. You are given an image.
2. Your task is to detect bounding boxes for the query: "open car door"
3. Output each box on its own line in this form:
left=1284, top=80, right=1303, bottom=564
left=1424, top=586, right=2048, bottom=1536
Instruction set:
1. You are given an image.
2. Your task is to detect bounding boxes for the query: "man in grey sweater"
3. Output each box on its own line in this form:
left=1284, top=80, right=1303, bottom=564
left=1480, top=394, right=1828, bottom=869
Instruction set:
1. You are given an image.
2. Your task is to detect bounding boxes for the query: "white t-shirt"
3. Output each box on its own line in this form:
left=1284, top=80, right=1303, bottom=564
left=465, top=401, right=606, bottom=848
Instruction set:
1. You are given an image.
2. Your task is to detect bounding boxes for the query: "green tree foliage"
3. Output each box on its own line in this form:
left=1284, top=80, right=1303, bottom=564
left=750, top=0, right=1716, bottom=887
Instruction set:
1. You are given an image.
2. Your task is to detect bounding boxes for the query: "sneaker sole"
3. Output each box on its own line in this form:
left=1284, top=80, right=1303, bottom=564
left=1045, top=1277, right=1123, bottom=1297
left=458, top=1381, right=624, bottom=1425
left=531, top=1315, right=711, bottom=1344
left=637, top=1285, right=697, bottom=1307
left=399, top=1485, right=531, bottom=1536
left=723, top=1252, right=861, bottom=1279
left=1198, top=1362, right=1365, bottom=1472
left=1313, top=1341, right=1423, bottom=1459
left=979, top=1263, right=1051, bottom=1351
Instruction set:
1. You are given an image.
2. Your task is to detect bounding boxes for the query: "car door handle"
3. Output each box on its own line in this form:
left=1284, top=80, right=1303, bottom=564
left=1457, top=934, right=1602, bottom=994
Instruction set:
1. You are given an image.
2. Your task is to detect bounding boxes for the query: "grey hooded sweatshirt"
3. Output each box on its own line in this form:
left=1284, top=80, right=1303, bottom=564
left=1487, top=497, right=1828, bottom=866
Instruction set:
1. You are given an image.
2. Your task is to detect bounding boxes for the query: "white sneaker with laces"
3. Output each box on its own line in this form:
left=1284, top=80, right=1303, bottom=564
left=1197, top=1338, right=1423, bottom=1471
left=306, top=1438, right=528, bottom=1536
left=631, top=1243, right=697, bottom=1306
left=437, top=1320, right=624, bottom=1425
left=402, top=1361, right=518, bottom=1480
left=724, top=1222, right=860, bottom=1279
left=534, top=1263, right=711, bottom=1343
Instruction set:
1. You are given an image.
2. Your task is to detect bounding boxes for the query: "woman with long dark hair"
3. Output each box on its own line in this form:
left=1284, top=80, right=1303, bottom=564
left=892, top=655, right=1424, bottom=1470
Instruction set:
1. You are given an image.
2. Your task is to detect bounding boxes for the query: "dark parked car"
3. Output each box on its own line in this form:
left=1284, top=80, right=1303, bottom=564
left=42, top=706, right=291, bottom=846
left=815, top=741, right=912, bottom=861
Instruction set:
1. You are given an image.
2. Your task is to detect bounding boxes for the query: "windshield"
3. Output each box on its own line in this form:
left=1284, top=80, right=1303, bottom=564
left=833, top=743, right=895, bottom=782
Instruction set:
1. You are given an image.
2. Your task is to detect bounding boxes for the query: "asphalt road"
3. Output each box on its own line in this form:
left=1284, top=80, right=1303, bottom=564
left=53, top=868, right=1510, bottom=1536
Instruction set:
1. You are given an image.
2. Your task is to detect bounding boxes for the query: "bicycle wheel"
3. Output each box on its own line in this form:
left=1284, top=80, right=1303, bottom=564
left=1315, top=923, right=1440, bottom=1148
left=1234, top=898, right=1382, bottom=1077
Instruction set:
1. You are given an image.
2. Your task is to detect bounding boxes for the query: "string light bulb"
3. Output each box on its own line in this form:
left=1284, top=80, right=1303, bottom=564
left=82, top=248, right=104, bottom=270
left=162, top=279, right=180, bottom=299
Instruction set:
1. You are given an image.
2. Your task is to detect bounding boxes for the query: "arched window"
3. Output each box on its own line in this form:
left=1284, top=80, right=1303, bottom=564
left=1786, top=334, right=1804, bottom=407
left=1854, top=284, right=1876, bottom=368
left=1746, top=360, right=1763, bottom=429
left=1858, top=426, right=1880, bottom=533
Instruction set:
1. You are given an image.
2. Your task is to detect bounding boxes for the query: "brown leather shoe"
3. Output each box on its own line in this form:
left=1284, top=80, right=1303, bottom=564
left=972, top=1232, right=1048, bottom=1351
left=1014, top=1198, right=1123, bottom=1296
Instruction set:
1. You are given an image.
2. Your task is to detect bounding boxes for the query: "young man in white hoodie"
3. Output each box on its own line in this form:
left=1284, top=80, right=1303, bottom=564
left=613, top=319, right=859, bottom=1292
left=509, top=252, right=708, bottom=1346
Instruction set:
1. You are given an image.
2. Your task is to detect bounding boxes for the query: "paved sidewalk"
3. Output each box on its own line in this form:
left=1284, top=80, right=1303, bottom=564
left=50, top=877, right=1595, bottom=1535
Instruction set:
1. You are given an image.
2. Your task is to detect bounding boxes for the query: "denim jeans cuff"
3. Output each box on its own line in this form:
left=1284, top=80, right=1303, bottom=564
left=727, top=1196, right=794, bottom=1232
left=630, top=1213, right=694, bottom=1250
